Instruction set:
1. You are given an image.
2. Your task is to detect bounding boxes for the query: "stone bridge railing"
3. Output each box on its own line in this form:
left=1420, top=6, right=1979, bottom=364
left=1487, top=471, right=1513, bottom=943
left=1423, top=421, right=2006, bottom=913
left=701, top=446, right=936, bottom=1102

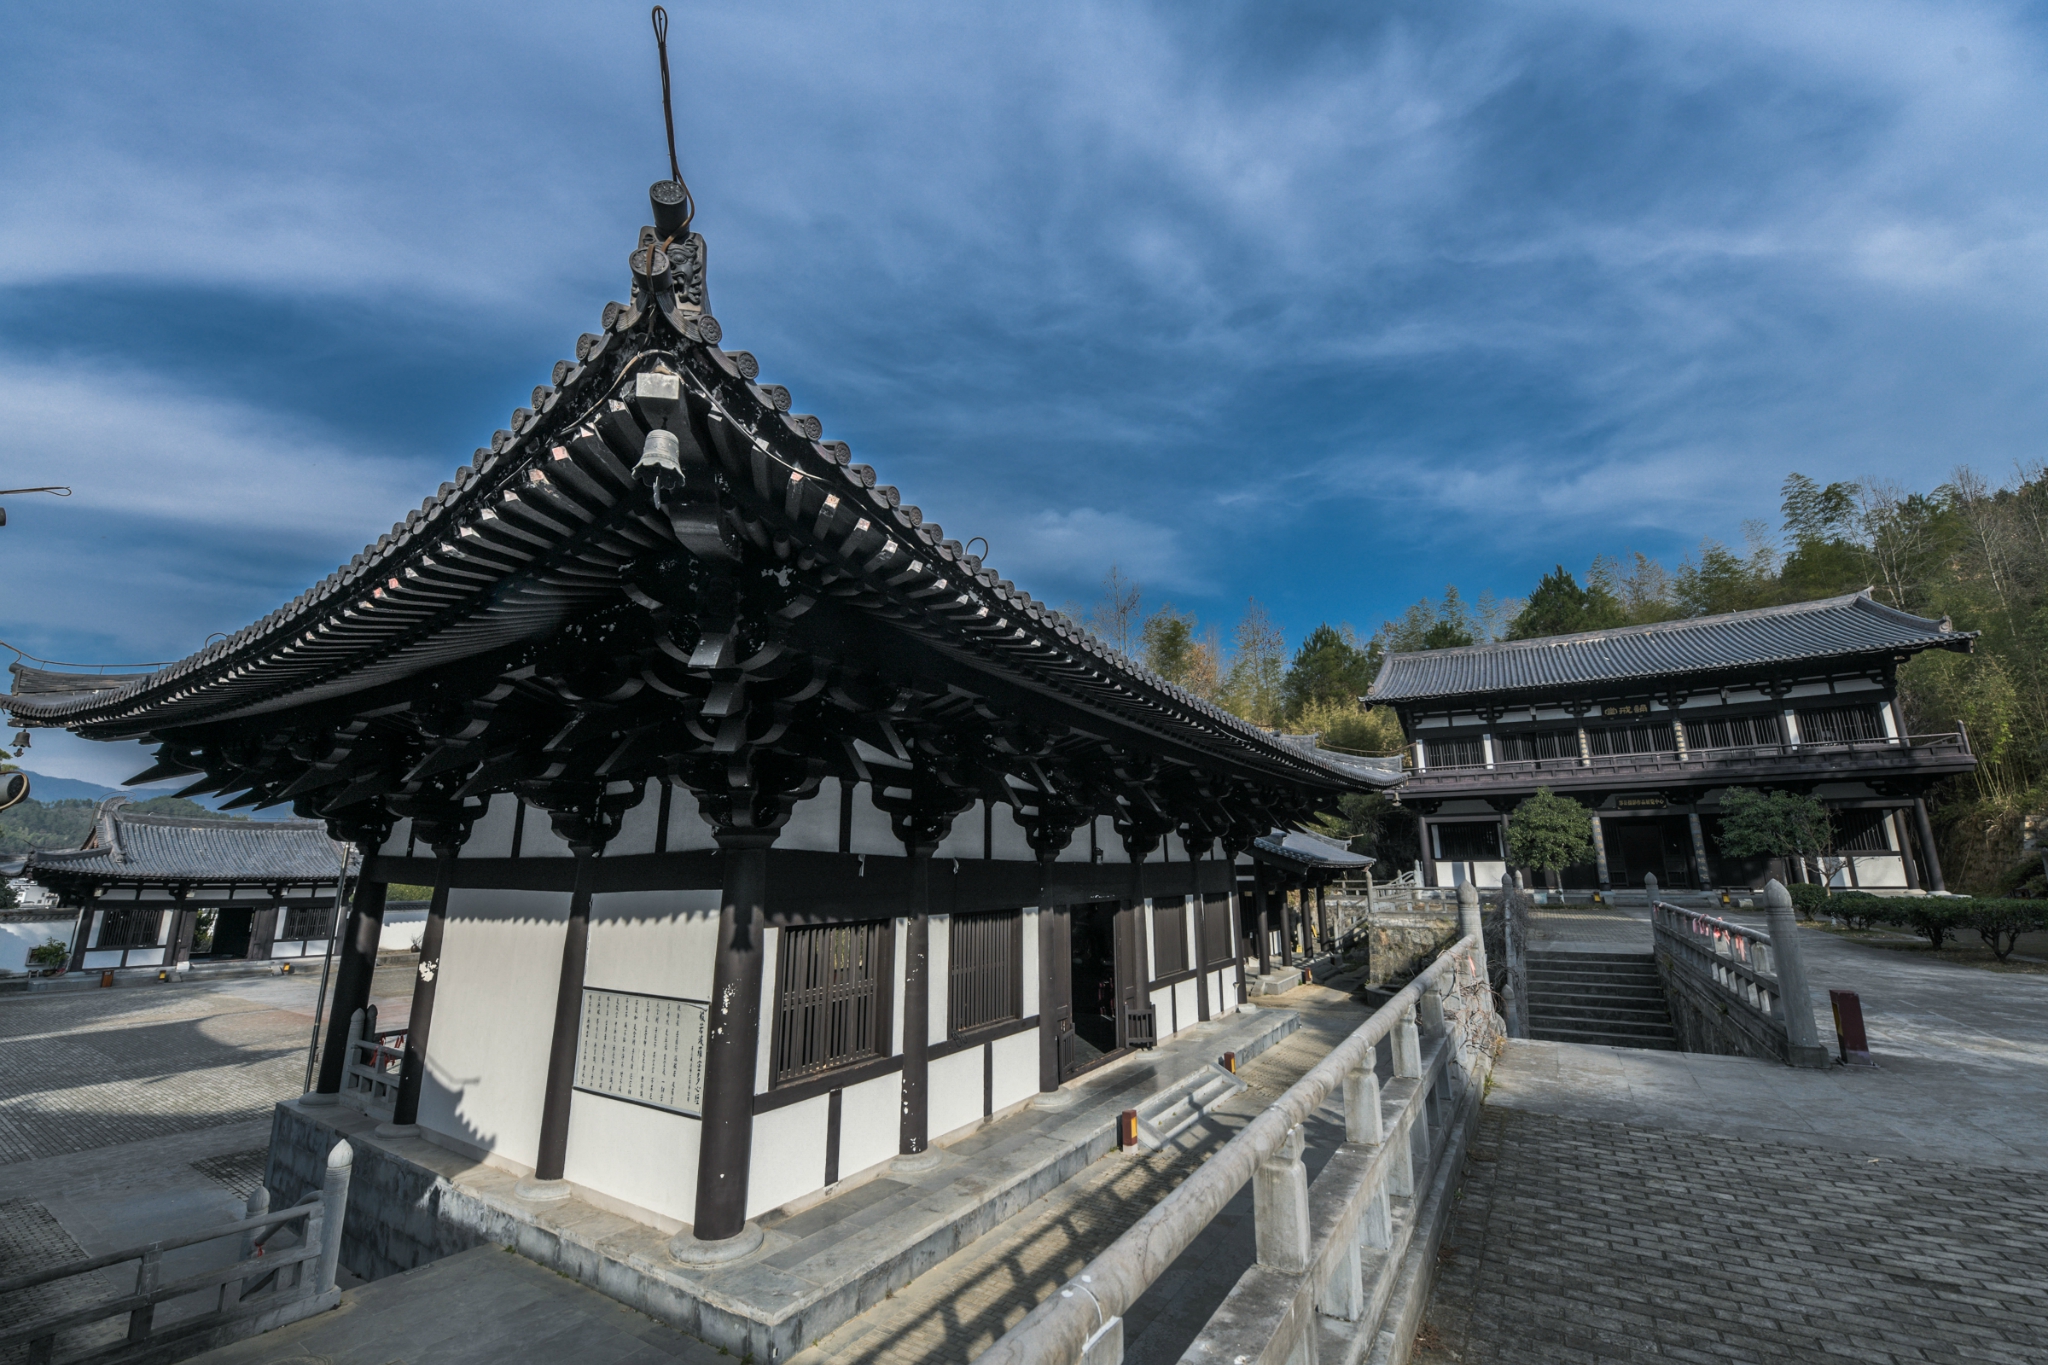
left=1652, top=880, right=1829, bottom=1069
left=975, top=887, right=1501, bottom=1365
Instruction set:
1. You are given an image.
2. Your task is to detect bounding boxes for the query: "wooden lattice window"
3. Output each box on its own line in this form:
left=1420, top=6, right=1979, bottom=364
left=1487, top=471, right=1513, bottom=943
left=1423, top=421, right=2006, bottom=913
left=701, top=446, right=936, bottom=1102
left=948, top=909, right=1022, bottom=1038
left=1150, top=900, right=1188, bottom=978
left=1587, top=723, right=1676, bottom=757
left=282, top=904, right=331, bottom=940
left=97, top=907, right=162, bottom=950
left=1434, top=821, right=1501, bottom=861
left=1199, top=893, right=1235, bottom=966
left=773, top=920, right=890, bottom=1085
left=1422, top=737, right=1484, bottom=768
left=1684, top=714, right=1784, bottom=751
left=1494, top=729, right=1579, bottom=763
left=1797, top=704, right=1886, bottom=745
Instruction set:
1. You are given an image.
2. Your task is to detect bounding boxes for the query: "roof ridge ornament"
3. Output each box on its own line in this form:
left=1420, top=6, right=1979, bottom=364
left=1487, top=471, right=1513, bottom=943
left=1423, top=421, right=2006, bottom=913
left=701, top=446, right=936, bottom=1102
left=649, top=5, right=695, bottom=242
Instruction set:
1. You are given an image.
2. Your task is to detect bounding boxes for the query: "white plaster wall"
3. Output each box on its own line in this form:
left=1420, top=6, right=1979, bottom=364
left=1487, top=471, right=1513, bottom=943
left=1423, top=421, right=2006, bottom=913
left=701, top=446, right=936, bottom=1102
left=928, top=914, right=950, bottom=1041
left=934, top=803, right=983, bottom=862
left=928, top=1048, right=982, bottom=1139
left=563, top=1093, right=701, bottom=1229
left=1850, top=857, right=1908, bottom=889
left=610, top=779, right=664, bottom=857
left=989, top=806, right=1034, bottom=862
left=1434, top=860, right=1506, bottom=889
left=666, top=785, right=716, bottom=852
left=1143, top=901, right=1157, bottom=979
left=755, top=927, right=781, bottom=1096
left=376, top=908, right=428, bottom=954
left=837, top=1071, right=901, bottom=1179
left=1149, top=986, right=1173, bottom=1034
left=888, top=919, right=906, bottom=1055
left=418, top=889, right=569, bottom=1169
left=748, top=1095, right=831, bottom=1218
left=464, top=794, right=516, bottom=859
left=1211, top=969, right=1235, bottom=1016
left=848, top=782, right=901, bottom=857
left=778, top=788, right=840, bottom=853
left=1173, top=979, right=1198, bottom=1036
left=1019, top=909, right=1040, bottom=1017
left=585, top=890, right=721, bottom=998
left=377, top=819, right=413, bottom=858
left=991, top=1030, right=1037, bottom=1112
left=519, top=808, right=574, bottom=860
left=1, top=917, right=76, bottom=972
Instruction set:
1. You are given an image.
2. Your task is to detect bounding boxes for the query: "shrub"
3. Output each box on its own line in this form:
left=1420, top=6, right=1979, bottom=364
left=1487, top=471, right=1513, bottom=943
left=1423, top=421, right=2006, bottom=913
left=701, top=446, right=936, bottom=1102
left=1964, top=899, right=2048, bottom=962
left=1786, top=883, right=1831, bottom=918
left=1891, top=901, right=1967, bottom=951
left=26, top=938, right=67, bottom=968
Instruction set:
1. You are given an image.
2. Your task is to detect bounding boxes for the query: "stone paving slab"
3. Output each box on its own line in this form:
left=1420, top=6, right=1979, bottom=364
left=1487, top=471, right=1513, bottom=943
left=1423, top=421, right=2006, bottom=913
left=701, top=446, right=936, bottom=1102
left=1419, top=1106, right=2048, bottom=1365
left=187, top=1244, right=729, bottom=1365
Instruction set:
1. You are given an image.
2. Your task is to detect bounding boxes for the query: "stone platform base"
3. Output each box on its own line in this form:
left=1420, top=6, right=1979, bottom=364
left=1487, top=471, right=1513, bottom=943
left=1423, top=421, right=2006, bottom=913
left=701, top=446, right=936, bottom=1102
left=263, top=1006, right=1299, bottom=1362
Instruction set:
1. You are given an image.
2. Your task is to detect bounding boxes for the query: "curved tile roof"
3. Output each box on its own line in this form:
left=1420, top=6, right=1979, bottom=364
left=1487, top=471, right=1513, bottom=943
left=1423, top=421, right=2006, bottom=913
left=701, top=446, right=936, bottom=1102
left=1367, top=591, right=1971, bottom=704
left=26, top=797, right=353, bottom=884
left=1, top=223, right=1388, bottom=796
left=1254, top=827, right=1372, bottom=868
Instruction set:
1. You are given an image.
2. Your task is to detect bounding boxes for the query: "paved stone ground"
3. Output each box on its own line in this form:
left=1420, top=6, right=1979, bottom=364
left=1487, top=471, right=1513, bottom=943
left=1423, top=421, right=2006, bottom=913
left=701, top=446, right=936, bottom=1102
left=1417, top=921, right=2048, bottom=1363
left=189, top=1245, right=728, bottom=1365
left=790, top=979, right=1378, bottom=1365
left=0, top=965, right=414, bottom=1167
left=1420, top=1107, right=2048, bottom=1364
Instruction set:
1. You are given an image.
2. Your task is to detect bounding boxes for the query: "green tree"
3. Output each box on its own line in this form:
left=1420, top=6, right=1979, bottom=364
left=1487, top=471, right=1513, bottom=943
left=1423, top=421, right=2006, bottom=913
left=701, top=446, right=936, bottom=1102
left=1141, top=606, right=1195, bottom=683
left=1281, top=624, right=1374, bottom=718
left=1219, top=598, right=1286, bottom=726
left=1714, top=788, right=1834, bottom=889
left=1507, top=567, right=1627, bottom=639
left=1507, top=789, right=1594, bottom=880
left=1292, top=698, right=1405, bottom=753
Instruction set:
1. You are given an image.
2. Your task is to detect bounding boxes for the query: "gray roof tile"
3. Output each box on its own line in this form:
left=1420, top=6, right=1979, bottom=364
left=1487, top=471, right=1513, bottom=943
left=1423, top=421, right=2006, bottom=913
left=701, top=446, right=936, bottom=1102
left=1366, top=591, right=1971, bottom=704
left=26, top=798, right=353, bottom=884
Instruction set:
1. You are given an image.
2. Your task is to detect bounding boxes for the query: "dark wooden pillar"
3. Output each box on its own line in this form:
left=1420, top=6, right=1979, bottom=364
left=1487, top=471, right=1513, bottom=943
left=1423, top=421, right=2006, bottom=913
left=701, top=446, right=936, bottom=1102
left=1278, top=874, right=1295, bottom=968
left=1913, top=797, right=1946, bottom=893
left=1893, top=810, right=1922, bottom=890
left=691, top=833, right=773, bottom=1239
left=1253, top=872, right=1273, bottom=977
left=899, top=850, right=934, bottom=1161
left=388, top=841, right=459, bottom=1131
left=1193, top=847, right=1212, bottom=1022
left=167, top=892, right=196, bottom=967
left=1416, top=816, right=1435, bottom=887
left=315, top=873, right=389, bottom=1096
left=1316, top=883, right=1329, bottom=953
left=532, top=848, right=597, bottom=1184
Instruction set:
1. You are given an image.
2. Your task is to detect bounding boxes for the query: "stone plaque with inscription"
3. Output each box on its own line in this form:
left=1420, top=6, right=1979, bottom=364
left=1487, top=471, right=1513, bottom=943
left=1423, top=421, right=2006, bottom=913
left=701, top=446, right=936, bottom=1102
left=574, top=988, right=707, bottom=1117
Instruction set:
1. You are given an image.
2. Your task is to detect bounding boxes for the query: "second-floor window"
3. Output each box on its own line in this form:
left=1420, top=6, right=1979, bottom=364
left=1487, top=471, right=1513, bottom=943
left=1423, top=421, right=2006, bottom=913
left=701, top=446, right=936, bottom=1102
left=1684, top=714, right=1784, bottom=751
left=1423, top=737, right=1484, bottom=768
left=1495, top=729, right=1580, bottom=763
left=1797, top=703, right=1886, bottom=744
left=1587, top=722, right=1676, bottom=757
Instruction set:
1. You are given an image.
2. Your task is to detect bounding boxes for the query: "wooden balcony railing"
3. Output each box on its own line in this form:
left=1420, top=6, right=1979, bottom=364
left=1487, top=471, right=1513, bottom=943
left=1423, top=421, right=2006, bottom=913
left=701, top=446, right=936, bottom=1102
left=1413, top=730, right=1970, bottom=784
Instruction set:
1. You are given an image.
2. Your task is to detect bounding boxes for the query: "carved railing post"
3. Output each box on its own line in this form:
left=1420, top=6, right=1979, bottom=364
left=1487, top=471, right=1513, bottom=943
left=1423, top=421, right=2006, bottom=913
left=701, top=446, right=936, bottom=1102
left=1763, top=878, right=1831, bottom=1069
left=1253, top=1123, right=1311, bottom=1275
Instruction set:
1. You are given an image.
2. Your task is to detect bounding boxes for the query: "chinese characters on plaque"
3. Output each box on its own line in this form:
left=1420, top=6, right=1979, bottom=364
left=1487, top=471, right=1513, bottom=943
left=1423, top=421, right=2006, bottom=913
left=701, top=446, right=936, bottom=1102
left=574, top=989, right=708, bottom=1117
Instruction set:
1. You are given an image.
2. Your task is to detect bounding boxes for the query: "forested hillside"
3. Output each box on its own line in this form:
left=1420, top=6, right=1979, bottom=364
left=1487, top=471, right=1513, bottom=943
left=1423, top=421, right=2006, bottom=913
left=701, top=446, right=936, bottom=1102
left=0, top=794, right=240, bottom=858
left=1080, top=463, right=2048, bottom=895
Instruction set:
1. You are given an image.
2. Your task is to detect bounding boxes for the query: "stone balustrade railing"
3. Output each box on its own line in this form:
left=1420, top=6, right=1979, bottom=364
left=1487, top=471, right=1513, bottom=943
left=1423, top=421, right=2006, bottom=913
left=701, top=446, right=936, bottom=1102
left=974, top=886, right=1499, bottom=1365
left=1651, top=880, right=1829, bottom=1069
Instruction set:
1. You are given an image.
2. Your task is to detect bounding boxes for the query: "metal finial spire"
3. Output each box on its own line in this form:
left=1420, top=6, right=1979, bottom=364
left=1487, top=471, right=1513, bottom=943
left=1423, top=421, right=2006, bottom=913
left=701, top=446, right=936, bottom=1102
left=650, top=6, right=695, bottom=237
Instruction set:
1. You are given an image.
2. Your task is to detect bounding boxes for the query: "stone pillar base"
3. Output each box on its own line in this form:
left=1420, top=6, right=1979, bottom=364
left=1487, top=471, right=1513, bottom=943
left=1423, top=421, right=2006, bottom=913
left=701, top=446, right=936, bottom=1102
left=891, top=1148, right=942, bottom=1173
left=513, top=1177, right=573, bottom=1203
left=668, top=1222, right=764, bottom=1266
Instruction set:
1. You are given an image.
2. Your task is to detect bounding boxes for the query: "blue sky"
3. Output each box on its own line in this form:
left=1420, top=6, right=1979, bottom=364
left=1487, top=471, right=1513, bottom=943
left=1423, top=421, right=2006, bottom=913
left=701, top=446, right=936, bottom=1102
left=5, top=1, right=2046, bottom=783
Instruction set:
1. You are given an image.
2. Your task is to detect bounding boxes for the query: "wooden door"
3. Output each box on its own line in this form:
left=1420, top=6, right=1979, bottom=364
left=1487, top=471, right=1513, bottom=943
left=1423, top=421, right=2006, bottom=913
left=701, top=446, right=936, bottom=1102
left=1114, top=902, right=1156, bottom=1049
left=1042, top=906, right=1076, bottom=1084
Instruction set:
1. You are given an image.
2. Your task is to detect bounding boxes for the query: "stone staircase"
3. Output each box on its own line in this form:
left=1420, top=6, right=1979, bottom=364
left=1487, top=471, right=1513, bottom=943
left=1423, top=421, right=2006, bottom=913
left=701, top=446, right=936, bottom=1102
left=1526, top=950, right=1679, bottom=1050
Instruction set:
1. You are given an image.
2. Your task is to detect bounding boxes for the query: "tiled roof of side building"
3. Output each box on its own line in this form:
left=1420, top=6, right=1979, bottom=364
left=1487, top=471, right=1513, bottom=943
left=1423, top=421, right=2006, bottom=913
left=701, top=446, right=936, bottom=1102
left=26, top=798, right=354, bottom=884
left=1254, top=827, right=1372, bottom=868
left=1367, top=591, right=1972, bottom=704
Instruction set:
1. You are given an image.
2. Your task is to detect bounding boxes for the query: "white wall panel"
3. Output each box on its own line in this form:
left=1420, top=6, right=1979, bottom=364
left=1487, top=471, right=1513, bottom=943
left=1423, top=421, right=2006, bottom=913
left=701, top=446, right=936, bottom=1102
left=748, top=1095, right=831, bottom=1218
left=989, top=805, right=1034, bottom=862
left=1173, top=979, right=1198, bottom=1037
left=418, top=889, right=568, bottom=1170
left=928, top=915, right=950, bottom=1041
left=779, top=788, right=840, bottom=853
left=464, top=794, right=516, bottom=860
left=1019, top=910, right=1039, bottom=1018
left=991, top=1030, right=1038, bottom=1112
left=610, top=779, right=663, bottom=857
left=377, top=819, right=413, bottom=858
left=755, top=927, right=781, bottom=1096
left=848, top=782, right=903, bottom=857
left=1149, top=986, right=1173, bottom=1035
left=666, top=785, right=716, bottom=852
left=584, top=890, right=721, bottom=1000
left=519, top=808, right=574, bottom=860
left=837, top=1072, right=901, bottom=1180
left=563, top=1092, right=701, bottom=1229
left=889, top=919, right=906, bottom=1056
left=928, top=1048, right=982, bottom=1140
left=934, top=803, right=983, bottom=862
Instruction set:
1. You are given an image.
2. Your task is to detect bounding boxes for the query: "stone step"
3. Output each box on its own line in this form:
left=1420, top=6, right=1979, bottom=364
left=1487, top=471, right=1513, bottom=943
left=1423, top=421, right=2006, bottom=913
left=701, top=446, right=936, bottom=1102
left=1526, top=981, right=1667, bottom=1001
left=1528, top=1008, right=1678, bottom=1039
left=1527, top=967, right=1662, bottom=985
left=1527, top=951, right=1655, bottom=966
left=1526, top=1000, right=1674, bottom=1026
left=1530, top=1024, right=1681, bottom=1051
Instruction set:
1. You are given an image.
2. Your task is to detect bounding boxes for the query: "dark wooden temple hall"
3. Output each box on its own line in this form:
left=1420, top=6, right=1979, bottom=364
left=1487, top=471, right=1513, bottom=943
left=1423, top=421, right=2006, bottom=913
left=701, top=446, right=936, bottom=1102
left=3, top=177, right=1397, bottom=1274
left=24, top=796, right=353, bottom=972
left=1367, top=591, right=1977, bottom=893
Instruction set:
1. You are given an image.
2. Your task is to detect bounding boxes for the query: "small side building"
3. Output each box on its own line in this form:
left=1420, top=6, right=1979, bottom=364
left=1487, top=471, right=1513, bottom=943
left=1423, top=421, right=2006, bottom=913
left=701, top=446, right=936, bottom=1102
left=1367, top=592, right=1977, bottom=892
left=27, top=798, right=352, bottom=972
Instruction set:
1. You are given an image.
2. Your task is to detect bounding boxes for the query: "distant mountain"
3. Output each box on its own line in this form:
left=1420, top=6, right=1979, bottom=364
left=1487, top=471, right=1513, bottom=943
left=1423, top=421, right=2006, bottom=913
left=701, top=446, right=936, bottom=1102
left=7, top=771, right=296, bottom=819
